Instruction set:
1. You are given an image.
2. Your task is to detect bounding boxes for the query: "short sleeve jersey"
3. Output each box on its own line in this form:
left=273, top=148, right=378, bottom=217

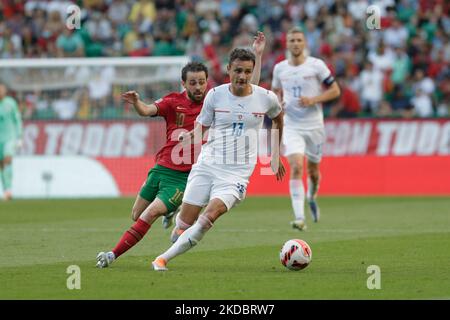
left=272, top=57, right=334, bottom=130
left=195, top=84, right=282, bottom=179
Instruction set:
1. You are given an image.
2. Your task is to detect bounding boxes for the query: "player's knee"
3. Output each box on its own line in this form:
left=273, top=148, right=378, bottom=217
left=147, top=209, right=165, bottom=220
left=307, top=167, right=320, bottom=181
left=139, top=208, right=165, bottom=224
left=203, top=207, right=225, bottom=223
left=291, top=164, right=303, bottom=178
left=309, top=172, right=320, bottom=182
left=131, top=207, right=141, bottom=221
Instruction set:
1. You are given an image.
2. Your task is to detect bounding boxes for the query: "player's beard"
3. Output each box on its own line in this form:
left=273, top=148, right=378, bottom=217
left=187, top=90, right=204, bottom=103
left=290, top=49, right=303, bottom=57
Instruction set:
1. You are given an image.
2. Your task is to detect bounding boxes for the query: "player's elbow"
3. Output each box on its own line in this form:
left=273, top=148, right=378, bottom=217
left=136, top=109, right=146, bottom=116
left=332, top=84, right=341, bottom=99
left=137, top=107, right=156, bottom=117
left=137, top=109, right=151, bottom=117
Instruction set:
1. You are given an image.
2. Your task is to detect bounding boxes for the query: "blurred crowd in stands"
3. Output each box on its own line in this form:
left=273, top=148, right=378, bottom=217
left=0, top=0, right=448, bottom=120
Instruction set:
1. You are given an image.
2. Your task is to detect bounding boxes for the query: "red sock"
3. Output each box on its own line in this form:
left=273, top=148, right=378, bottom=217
left=112, top=219, right=151, bottom=258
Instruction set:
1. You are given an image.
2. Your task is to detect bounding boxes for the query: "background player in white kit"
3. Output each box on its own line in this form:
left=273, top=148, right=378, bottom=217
left=152, top=48, right=285, bottom=271
left=272, top=27, right=340, bottom=231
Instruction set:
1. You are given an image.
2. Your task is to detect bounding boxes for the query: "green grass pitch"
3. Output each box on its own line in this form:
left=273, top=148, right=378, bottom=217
left=0, top=196, right=449, bottom=299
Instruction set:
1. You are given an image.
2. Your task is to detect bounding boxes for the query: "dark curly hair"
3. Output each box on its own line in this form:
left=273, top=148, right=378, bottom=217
left=181, top=62, right=208, bottom=82
left=228, top=48, right=255, bottom=66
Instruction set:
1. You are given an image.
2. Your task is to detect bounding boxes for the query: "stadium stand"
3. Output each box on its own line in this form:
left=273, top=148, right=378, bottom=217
left=0, top=0, right=448, bottom=120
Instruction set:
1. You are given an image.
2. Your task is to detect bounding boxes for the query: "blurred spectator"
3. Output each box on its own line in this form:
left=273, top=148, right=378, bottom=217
left=437, top=102, right=449, bottom=117
left=428, top=48, right=448, bottom=79
left=88, top=66, right=115, bottom=117
left=128, top=0, right=156, bottom=33
left=390, top=84, right=414, bottom=118
left=391, top=46, right=411, bottom=85
left=0, top=25, right=22, bottom=58
left=185, top=29, right=204, bottom=61
left=123, top=23, right=141, bottom=55
left=412, top=69, right=435, bottom=96
left=108, top=0, right=130, bottom=27
left=152, top=7, right=179, bottom=55
left=219, top=0, right=239, bottom=19
left=411, top=88, right=434, bottom=117
left=329, top=79, right=360, bottom=118
left=368, top=42, right=395, bottom=72
left=47, top=0, right=73, bottom=21
left=347, top=0, right=369, bottom=21
left=56, top=28, right=84, bottom=57
left=358, top=61, right=384, bottom=115
left=52, top=90, right=79, bottom=120
left=85, top=11, right=113, bottom=45
left=32, top=91, right=51, bottom=119
left=383, top=19, right=408, bottom=48
left=304, top=0, right=320, bottom=19
left=232, top=17, right=255, bottom=48
left=0, top=0, right=447, bottom=120
left=195, top=0, right=219, bottom=17
left=45, top=8, right=64, bottom=37
left=180, top=11, right=198, bottom=40
left=304, top=19, right=321, bottom=56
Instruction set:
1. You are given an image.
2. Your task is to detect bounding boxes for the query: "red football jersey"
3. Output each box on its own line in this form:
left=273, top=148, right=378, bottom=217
left=154, top=91, right=203, bottom=172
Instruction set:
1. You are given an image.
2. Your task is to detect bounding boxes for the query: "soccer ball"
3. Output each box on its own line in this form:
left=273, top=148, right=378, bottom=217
left=280, top=239, right=312, bottom=270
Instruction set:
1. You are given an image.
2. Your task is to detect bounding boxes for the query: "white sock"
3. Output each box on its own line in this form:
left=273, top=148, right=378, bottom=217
left=159, top=215, right=213, bottom=262
left=307, top=176, right=319, bottom=200
left=289, top=179, right=305, bottom=220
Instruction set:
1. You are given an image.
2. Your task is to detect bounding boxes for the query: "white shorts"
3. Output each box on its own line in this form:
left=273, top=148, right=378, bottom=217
left=282, top=127, right=325, bottom=163
left=182, top=162, right=248, bottom=211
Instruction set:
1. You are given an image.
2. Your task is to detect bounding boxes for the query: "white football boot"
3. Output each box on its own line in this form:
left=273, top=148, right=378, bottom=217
left=96, top=251, right=115, bottom=268
left=151, top=257, right=168, bottom=271
left=290, top=219, right=307, bottom=231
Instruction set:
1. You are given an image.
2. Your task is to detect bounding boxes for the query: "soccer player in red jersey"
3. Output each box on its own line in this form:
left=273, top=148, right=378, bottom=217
left=96, top=32, right=266, bottom=268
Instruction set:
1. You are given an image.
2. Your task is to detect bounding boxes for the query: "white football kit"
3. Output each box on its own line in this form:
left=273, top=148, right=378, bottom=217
left=182, top=84, right=282, bottom=210
left=272, top=57, right=334, bottom=163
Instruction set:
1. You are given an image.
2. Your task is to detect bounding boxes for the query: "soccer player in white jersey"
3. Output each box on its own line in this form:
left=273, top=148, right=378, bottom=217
left=271, top=27, right=340, bottom=231
left=152, top=48, right=285, bottom=271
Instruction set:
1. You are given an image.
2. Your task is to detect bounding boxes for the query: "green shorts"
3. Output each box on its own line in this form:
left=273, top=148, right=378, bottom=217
left=0, top=140, right=16, bottom=160
left=139, top=164, right=190, bottom=213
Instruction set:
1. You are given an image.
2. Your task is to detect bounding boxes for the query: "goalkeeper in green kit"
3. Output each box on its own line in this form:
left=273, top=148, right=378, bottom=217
left=0, top=83, right=23, bottom=201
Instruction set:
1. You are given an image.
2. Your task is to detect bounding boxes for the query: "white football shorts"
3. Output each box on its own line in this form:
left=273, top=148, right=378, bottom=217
left=282, top=127, right=325, bottom=163
left=182, top=162, right=248, bottom=211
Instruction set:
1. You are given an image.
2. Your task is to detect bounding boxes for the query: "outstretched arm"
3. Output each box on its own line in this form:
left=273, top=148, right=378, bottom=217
left=121, top=91, right=158, bottom=117
left=250, top=31, right=266, bottom=85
